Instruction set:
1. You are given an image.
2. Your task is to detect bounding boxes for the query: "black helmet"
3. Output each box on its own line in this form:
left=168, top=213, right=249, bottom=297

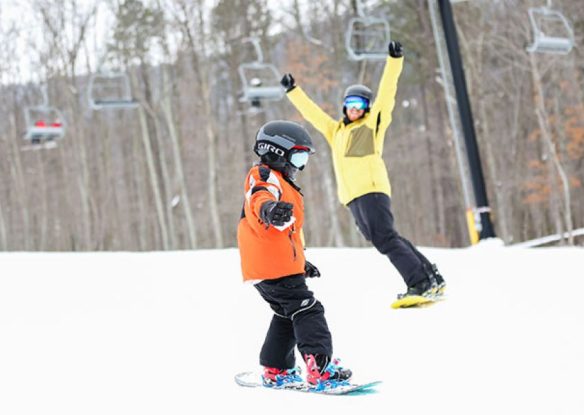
left=254, top=120, right=315, bottom=181
left=343, top=84, right=373, bottom=114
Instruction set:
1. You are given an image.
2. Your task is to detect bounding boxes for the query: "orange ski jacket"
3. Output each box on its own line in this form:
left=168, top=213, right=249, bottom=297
left=237, top=164, right=306, bottom=282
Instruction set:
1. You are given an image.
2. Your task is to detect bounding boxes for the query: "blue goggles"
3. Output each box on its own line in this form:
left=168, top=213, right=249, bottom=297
left=289, top=149, right=310, bottom=169
left=344, top=95, right=369, bottom=110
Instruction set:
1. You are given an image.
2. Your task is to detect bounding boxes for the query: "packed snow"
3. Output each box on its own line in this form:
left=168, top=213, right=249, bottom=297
left=1, top=240, right=583, bottom=415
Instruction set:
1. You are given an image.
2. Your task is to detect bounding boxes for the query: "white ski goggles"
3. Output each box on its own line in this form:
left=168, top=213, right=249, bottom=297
left=289, top=149, right=310, bottom=169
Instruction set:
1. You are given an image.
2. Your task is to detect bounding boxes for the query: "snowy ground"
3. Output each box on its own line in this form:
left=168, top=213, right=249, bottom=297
left=1, top=241, right=583, bottom=415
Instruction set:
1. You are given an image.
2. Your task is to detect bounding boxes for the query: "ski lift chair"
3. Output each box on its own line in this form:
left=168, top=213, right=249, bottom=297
left=526, top=6, right=575, bottom=55
left=238, top=64, right=284, bottom=104
left=238, top=37, right=284, bottom=107
left=88, top=72, right=139, bottom=110
left=345, top=16, right=390, bottom=61
left=23, top=105, right=66, bottom=145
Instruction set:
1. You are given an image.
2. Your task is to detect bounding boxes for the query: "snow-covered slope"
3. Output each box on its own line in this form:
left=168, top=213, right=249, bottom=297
left=1, top=242, right=582, bottom=415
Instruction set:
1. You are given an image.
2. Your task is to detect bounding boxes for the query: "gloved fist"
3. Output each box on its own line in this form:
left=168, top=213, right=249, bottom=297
left=260, top=201, right=294, bottom=227
left=304, top=260, right=321, bottom=278
left=280, top=73, right=296, bottom=92
left=388, top=41, right=403, bottom=58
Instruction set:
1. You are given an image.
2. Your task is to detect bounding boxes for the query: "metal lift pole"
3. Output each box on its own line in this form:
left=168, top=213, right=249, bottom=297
left=437, top=0, right=496, bottom=239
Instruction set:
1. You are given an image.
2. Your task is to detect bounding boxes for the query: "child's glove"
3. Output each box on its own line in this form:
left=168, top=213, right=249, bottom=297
left=304, top=260, right=321, bottom=278
left=260, top=201, right=293, bottom=227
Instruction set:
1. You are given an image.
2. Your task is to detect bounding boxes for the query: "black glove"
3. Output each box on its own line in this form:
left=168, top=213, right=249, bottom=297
left=260, top=201, right=293, bottom=227
left=388, top=41, right=403, bottom=58
left=280, top=73, right=296, bottom=92
left=304, top=260, right=321, bottom=278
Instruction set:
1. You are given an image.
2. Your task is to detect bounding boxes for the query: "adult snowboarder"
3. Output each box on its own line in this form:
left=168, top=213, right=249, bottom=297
left=280, top=41, right=445, bottom=302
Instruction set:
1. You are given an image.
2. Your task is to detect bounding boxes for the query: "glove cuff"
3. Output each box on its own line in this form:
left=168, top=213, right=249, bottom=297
left=260, top=201, right=275, bottom=224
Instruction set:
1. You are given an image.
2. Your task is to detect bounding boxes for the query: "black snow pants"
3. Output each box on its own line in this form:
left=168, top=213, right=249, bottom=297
left=255, top=274, right=332, bottom=370
left=348, top=192, right=431, bottom=288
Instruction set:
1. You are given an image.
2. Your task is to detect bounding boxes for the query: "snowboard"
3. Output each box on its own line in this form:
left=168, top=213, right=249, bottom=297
left=391, top=293, right=445, bottom=309
left=234, top=371, right=381, bottom=395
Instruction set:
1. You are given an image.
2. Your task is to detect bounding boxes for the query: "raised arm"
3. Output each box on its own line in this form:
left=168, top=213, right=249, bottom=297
left=367, top=41, right=404, bottom=138
left=281, top=74, right=337, bottom=146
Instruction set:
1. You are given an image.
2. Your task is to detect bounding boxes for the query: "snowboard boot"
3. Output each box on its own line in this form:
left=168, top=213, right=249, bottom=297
left=429, top=263, right=446, bottom=296
left=262, top=366, right=303, bottom=387
left=397, top=277, right=436, bottom=300
left=398, top=262, right=446, bottom=300
left=304, top=354, right=352, bottom=387
left=422, top=262, right=446, bottom=296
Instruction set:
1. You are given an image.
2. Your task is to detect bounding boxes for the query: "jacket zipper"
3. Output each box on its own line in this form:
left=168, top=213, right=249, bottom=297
left=288, top=227, right=297, bottom=261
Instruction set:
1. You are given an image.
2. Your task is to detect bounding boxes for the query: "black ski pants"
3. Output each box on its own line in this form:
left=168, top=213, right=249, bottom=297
left=348, top=192, right=430, bottom=287
left=255, top=274, right=332, bottom=370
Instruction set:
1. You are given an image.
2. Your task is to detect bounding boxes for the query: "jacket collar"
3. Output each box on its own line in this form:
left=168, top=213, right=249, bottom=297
left=343, top=114, right=367, bottom=126
left=256, top=163, right=303, bottom=194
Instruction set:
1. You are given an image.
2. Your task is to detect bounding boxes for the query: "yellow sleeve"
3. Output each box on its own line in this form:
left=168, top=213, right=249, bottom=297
left=286, top=87, right=338, bottom=146
left=367, top=57, right=404, bottom=140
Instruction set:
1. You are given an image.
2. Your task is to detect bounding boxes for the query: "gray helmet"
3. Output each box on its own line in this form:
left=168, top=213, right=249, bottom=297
left=254, top=120, right=315, bottom=180
left=343, top=84, right=372, bottom=117
left=343, top=84, right=373, bottom=103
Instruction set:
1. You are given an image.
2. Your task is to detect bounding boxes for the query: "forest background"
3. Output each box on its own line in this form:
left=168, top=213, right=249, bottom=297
left=0, top=0, right=583, bottom=251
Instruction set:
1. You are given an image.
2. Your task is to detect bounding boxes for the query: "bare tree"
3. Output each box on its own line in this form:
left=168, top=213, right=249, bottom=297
left=109, top=0, right=172, bottom=249
left=530, top=54, right=574, bottom=244
left=1, top=0, right=583, bottom=251
left=170, top=0, right=226, bottom=248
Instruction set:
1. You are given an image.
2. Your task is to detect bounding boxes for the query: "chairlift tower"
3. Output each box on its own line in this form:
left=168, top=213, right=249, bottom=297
left=430, top=0, right=496, bottom=243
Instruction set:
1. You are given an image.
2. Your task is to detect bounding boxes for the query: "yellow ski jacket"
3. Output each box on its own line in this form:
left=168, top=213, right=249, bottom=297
left=286, top=56, right=404, bottom=205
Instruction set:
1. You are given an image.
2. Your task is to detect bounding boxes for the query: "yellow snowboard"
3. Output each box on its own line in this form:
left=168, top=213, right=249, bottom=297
left=391, top=295, right=437, bottom=309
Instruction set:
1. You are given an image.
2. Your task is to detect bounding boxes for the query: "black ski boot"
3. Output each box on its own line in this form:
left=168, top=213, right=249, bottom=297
left=427, top=263, right=446, bottom=296
left=397, top=277, right=436, bottom=300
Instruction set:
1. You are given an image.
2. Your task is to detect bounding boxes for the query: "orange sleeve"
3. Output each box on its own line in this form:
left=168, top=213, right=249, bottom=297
left=244, top=166, right=284, bottom=233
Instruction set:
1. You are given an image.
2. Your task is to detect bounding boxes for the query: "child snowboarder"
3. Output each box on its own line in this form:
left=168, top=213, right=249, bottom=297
left=237, top=120, right=351, bottom=388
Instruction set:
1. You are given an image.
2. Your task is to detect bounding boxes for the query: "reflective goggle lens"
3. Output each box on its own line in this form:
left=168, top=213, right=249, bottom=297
left=344, top=96, right=368, bottom=110
left=289, top=151, right=310, bottom=168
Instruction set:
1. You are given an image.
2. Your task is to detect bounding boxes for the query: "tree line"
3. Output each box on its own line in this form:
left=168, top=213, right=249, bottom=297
left=0, top=0, right=582, bottom=251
